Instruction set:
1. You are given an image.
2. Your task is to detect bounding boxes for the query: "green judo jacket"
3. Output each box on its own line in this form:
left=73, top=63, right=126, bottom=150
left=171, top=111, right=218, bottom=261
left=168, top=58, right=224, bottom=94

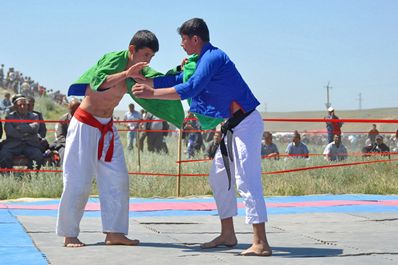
left=68, top=50, right=185, bottom=128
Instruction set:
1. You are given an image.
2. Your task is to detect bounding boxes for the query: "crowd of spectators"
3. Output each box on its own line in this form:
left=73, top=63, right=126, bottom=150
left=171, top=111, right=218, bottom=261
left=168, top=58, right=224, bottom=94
left=1, top=73, right=396, bottom=171
left=0, top=64, right=68, bottom=107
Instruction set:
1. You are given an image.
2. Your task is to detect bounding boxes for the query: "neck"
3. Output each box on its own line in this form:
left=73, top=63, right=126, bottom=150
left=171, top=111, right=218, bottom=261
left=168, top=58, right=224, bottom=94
left=194, top=41, right=208, bottom=55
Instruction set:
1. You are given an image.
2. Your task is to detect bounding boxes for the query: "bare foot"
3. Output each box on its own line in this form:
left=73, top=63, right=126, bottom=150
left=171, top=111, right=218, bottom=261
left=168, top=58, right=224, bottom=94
left=105, top=233, right=139, bottom=246
left=200, top=235, right=237, bottom=249
left=240, top=243, right=272, bottom=256
left=64, top=237, right=85, bottom=247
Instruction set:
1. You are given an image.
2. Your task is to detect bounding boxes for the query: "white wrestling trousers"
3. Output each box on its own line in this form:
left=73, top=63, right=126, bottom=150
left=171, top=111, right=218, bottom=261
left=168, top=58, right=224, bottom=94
left=56, top=116, right=129, bottom=237
left=209, top=110, right=267, bottom=224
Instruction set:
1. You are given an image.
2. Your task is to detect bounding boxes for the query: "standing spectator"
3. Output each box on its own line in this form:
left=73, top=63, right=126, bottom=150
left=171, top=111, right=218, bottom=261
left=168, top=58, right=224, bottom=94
left=50, top=98, right=81, bottom=165
left=261, top=131, right=279, bottom=159
left=205, top=131, right=222, bottom=159
left=285, top=131, right=309, bottom=158
left=6, top=68, right=16, bottom=92
left=123, top=103, right=141, bottom=150
left=323, top=134, right=348, bottom=161
left=21, top=78, right=32, bottom=96
left=0, top=95, right=43, bottom=170
left=1, top=92, right=12, bottom=114
left=0, top=64, right=4, bottom=87
left=138, top=109, right=148, bottom=152
left=184, top=112, right=203, bottom=158
left=368, top=124, right=379, bottom=145
left=145, top=112, right=168, bottom=153
left=325, top=107, right=343, bottom=143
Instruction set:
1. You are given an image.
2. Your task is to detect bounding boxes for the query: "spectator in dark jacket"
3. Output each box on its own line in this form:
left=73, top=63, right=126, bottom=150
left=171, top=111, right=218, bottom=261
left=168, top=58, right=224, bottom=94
left=0, top=95, right=43, bottom=170
left=362, top=135, right=390, bottom=159
left=205, top=131, right=221, bottom=159
left=26, top=96, right=47, bottom=138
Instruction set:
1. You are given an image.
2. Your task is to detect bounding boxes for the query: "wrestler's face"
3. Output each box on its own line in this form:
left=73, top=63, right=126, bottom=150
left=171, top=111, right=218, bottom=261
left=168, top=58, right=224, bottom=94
left=180, top=34, right=198, bottom=55
left=131, top=47, right=155, bottom=64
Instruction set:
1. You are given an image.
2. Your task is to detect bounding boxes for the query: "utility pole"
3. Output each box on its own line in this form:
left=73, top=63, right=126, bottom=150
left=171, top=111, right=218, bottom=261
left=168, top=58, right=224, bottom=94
left=358, top=93, right=362, bottom=110
left=325, top=82, right=332, bottom=109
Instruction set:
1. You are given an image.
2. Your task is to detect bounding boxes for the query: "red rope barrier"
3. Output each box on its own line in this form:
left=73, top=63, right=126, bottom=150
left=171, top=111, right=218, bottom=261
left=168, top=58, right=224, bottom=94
left=1, top=116, right=396, bottom=179
left=2, top=117, right=398, bottom=124
left=264, top=118, right=398, bottom=123
left=263, top=158, right=398, bottom=175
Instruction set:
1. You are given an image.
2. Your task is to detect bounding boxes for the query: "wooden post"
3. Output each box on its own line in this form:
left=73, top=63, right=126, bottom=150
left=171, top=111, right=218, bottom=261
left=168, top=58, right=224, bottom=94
left=176, top=128, right=183, bottom=197
left=136, top=129, right=141, bottom=172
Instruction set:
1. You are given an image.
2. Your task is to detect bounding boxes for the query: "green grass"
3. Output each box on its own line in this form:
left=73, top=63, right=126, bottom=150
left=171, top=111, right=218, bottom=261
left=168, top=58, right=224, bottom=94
left=1, top=134, right=396, bottom=200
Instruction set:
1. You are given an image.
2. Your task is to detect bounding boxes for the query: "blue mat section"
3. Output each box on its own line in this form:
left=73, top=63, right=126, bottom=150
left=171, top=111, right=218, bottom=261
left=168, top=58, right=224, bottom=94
left=1, top=194, right=397, bottom=265
left=0, top=210, right=47, bottom=265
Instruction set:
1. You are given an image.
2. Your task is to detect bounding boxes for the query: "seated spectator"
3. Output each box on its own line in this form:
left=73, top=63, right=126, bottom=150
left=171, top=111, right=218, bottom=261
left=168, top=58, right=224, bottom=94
left=50, top=98, right=80, bottom=165
left=1, top=92, right=12, bottom=114
left=26, top=96, right=46, bottom=137
left=0, top=95, right=43, bottom=170
left=205, top=131, right=222, bottom=159
left=26, top=96, right=48, bottom=152
left=362, top=135, right=390, bottom=159
left=285, top=131, right=309, bottom=158
left=323, top=134, right=348, bottom=161
left=261, top=131, right=279, bottom=159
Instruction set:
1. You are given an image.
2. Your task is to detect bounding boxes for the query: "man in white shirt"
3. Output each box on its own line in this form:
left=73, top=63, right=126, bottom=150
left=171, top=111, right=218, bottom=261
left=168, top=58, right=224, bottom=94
left=123, top=103, right=141, bottom=150
left=323, top=134, right=348, bottom=161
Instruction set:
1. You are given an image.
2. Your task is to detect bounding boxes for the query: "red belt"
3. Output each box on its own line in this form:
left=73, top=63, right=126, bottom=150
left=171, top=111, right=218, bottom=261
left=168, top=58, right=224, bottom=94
left=74, top=107, right=114, bottom=162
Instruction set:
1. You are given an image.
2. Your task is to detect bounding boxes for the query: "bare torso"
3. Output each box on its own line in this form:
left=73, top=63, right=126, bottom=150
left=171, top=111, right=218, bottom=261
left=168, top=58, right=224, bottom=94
left=79, top=82, right=127, bottom=118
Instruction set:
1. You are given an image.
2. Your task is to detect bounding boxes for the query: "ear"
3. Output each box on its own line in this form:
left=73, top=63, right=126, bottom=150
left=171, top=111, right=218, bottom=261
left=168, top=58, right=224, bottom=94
left=128, top=45, right=136, bottom=55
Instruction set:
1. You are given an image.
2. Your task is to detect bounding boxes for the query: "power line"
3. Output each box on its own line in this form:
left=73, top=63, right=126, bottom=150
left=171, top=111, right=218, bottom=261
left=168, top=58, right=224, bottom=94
left=324, top=81, right=332, bottom=109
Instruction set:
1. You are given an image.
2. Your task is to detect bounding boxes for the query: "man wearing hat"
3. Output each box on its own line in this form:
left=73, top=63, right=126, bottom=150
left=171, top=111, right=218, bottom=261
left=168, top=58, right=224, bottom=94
left=0, top=95, right=44, bottom=170
left=325, top=107, right=343, bottom=143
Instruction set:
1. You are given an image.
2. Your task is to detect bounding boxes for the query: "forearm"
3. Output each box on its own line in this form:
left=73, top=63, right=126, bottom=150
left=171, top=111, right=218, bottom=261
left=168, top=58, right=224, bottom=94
left=5, top=123, right=24, bottom=138
left=153, top=87, right=181, bottom=100
left=99, top=71, right=128, bottom=89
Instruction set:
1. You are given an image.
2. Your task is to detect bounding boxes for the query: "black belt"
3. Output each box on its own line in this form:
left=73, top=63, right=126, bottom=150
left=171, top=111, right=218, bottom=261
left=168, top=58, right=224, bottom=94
left=220, top=109, right=255, bottom=190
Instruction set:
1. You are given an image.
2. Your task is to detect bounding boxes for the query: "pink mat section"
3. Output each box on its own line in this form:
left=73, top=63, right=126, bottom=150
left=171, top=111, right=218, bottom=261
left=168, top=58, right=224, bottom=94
left=1, top=200, right=398, bottom=212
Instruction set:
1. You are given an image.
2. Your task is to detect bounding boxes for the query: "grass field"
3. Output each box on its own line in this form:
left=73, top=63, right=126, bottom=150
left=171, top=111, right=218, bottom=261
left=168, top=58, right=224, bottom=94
left=0, top=134, right=397, bottom=200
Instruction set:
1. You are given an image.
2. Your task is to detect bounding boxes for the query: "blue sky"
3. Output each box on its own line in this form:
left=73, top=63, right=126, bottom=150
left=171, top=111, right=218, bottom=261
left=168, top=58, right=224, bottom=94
left=1, top=0, right=397, bottom=112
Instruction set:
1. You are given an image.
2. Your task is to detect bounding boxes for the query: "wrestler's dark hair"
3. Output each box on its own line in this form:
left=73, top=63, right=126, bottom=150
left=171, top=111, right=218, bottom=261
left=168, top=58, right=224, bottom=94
left=129, top=30, right=159, bottom=53
left=178, top=18, right=210, bottom=42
